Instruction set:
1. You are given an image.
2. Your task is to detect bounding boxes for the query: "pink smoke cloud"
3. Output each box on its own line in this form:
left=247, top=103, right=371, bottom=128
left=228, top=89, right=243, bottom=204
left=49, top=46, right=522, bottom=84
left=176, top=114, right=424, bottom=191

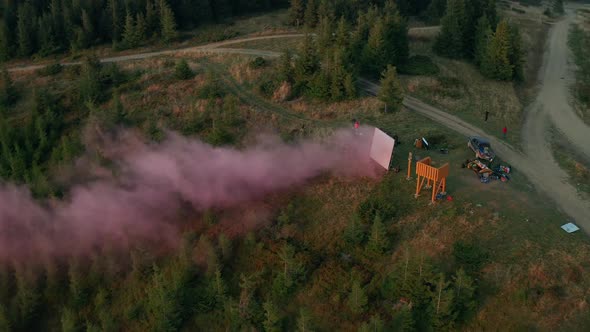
left=0, top=127, right=379, bottom=263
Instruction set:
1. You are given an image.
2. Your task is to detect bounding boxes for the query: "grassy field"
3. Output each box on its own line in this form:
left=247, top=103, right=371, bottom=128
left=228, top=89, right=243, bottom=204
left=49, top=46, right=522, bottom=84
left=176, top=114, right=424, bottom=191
left=552, top=131, right=590, bottom=199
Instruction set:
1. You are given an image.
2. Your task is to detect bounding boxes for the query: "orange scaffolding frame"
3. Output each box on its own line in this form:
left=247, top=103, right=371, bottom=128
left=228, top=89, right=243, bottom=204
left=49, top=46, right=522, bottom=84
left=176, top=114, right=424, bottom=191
left=415, top=157, right=449, bottom=203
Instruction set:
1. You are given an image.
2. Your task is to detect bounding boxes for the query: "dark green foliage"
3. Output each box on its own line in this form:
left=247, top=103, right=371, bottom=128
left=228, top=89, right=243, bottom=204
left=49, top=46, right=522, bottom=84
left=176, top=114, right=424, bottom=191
left=453, top=241, right=489, bottom=274
left=0, top=69, right=18, bottom=107
left=250, top=57, right=267, bottom=69
left=160, top=0, right=178, bottom=44
left=36, top=63, right=64, bottom=77
left=434, top=0, right=466, bottom=58
left=553, top=0, right=564, bottom=14
left=480, top=20, right=517, bottom=81
left=569, top=25, right=590, bottom=107
left=378, top=65, right=404, bottom=112
left=366, top=215, right=389, bottom=255
left=174, top=60, right=194, bottom=80
left=348, top=279, right=368, bottom=315
left=398, top=55, right=440, bottom=75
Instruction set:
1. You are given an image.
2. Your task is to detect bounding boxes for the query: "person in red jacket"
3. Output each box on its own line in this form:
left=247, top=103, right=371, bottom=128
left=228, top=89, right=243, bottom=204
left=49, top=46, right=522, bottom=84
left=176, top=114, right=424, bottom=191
left=502, top=126, right=507, bottom=138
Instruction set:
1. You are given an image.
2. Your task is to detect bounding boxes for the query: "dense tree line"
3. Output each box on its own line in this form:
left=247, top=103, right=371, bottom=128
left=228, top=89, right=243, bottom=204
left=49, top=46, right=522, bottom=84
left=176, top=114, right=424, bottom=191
left=434, top=0, right=524, bottom=81
left=289, top=0, right=447, bottom=26
left=0, top=0, right=289, bottom=60
left=279, top=2, right=407, bottom=105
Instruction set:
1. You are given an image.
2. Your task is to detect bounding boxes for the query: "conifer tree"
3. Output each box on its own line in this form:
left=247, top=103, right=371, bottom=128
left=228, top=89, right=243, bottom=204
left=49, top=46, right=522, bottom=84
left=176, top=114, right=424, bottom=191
left=289, top=0, right=306, bottom=26
left=135, top=13, right=147, bottom=45
left=160, top=0, right=178, bottom=43
left=263, top=300, right=281, bottom=332
left=452, top=268, right=477, bottom=322
left=348, top=279, right=368, bottom=315
left=82, top=9, right=94, bottom=43
left=481, top=20, right=513, bottom=80
left=359, top=314, right=385, bottom=332
left=508, top=24, right=525, bottom=81
left=0, top=68, right=18, bottom=107
left=145, top=0, right=159, bottom=38
left=109, top=0, right=124, bottom=44
left=474, top=15, right=492, bottom=66
left=378, top=65, right=404, bottom=113
left=304, top=0, right=318, bottom=28
left=434, top=0, right=466, bottom=58
left=17, top=2, right=36, bottom=56
left=362, top=17, right=387, bottom=76
left=0, top=22, right=12, bottom=61
left=296, top=308, right=314, bottom=332
left=367, top=214, right=389, bottom=254
left=294, top=33, right=320, bottom=90
left=430, top=273, right=457, bottom=331
left=316, top=15, right=334, bottom=54
left=122, top=13, right=137, bottom=48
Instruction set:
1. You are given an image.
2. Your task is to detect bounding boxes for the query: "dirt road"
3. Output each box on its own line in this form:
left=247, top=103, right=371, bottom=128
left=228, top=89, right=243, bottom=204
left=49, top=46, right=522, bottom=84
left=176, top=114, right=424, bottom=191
left=361, top=79, right=590, bottom=232
left=530, top=5, right=590, bottom=162
left=7, top=23, right=590, bottom=231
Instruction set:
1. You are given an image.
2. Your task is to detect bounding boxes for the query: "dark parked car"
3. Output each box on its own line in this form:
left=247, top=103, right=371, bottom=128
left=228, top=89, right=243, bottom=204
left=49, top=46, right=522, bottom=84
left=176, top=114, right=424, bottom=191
left=468, top=136, right=495, bottom=162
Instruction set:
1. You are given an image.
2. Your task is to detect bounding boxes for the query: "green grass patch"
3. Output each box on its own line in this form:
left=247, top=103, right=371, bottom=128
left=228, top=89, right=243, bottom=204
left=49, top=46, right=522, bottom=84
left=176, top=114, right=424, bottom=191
left=398, top=55, right=440, bottom=76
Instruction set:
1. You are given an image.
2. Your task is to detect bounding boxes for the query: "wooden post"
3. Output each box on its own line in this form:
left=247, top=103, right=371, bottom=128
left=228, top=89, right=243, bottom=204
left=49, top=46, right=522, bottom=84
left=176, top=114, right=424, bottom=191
left=407, top=152, right=412, bottom=180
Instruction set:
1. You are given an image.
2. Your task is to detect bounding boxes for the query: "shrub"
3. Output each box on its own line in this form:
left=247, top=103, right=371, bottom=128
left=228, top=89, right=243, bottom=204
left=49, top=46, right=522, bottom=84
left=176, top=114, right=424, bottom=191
left=36, top=63, right=63, bottom=76
left=175, top=60, right=194, bottom=80
left=250, top=57, right=267, bottom=69
left=258, top=79, right=279, bottom=98
left=197, top=82, right=225, bottom=99
left=398, top=55, right=440, bottom=76
left=453, top=241, right=489, bottom=274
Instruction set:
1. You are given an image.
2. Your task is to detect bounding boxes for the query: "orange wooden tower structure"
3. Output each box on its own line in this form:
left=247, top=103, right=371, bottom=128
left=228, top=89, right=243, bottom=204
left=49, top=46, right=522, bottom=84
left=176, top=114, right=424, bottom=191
left=414, top=157, right=449, bottom=203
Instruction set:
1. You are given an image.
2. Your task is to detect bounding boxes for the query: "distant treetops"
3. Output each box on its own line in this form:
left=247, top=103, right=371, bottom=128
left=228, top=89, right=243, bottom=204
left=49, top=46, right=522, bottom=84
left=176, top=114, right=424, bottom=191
left=434, top=0, right=524, bottom=81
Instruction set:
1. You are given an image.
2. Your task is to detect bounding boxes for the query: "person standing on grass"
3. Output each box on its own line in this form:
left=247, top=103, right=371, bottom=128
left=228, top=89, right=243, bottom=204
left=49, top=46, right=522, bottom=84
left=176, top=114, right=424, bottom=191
left=503, top=126, right=507, bottom=138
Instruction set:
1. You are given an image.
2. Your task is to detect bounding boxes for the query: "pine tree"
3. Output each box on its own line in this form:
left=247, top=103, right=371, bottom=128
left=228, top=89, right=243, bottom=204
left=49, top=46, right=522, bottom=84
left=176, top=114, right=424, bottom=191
left=344, top=214, right=366, bottom=246
left=82, top=9, right=95, bottom=43
left=508, top=24, right=525, bottom=81
left=348, top=279, right=368, bottom=315
left=362, top=17, right=387, bottom=76
left=60, top=308, right=79, bottom=332
left=278, top=51, right=294, bottom=83
left=17, top=2, right=36, bottom=56
left=316, top=15, right=334, bottom=54
left=0, top=303, right=10, bottom=332
left=0, top=68, right=18, bottom=107
left=378, top=65, right=404, bottom=113
left=145, top=0, right=159, bottom=38
left=37, top=13, right=58, bottom=56
left=553, top=0, right=564, bottom=14
left=296, top=308, right=313, bottom=332
left=344, top=73, right=356, bottom=99
left=160, top=0, right=178, bottom=43
left=359, top=314, right=385, bottom=332
left=304, top=0, right=318, bottom=28
left=474, top=15, right=492, bottom=66
left=367, top=214, right=389, bottom=254
left=429, top=273, right=457, bottom=331
left=109, top=0, right=124, bottom=44
left=384, top=7, right=409, bottom=66
left=135, top=13, right=147, bottom=45
left=263, top=300, right=281, bottom=332
left=0, top=22, right=12, bottom=61
left=218, top=233, right=233, bottom=262
left=452, top=268, right=477, bottom=322
left=289, top=0, right=306, bottom=26
left=175, top=59, right=194, bottom=80
left=434, top=0, right=466, bottom=58
left=481, top=20, right=513, bottom=80
left=294, top=33, right=320, bottom=89
left=122, top=13, right=137, bottom=48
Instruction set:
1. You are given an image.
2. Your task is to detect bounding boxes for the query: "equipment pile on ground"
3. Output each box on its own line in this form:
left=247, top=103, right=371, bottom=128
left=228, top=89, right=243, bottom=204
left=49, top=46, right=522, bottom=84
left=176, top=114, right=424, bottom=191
left=463, top=159, right=511, bottom=184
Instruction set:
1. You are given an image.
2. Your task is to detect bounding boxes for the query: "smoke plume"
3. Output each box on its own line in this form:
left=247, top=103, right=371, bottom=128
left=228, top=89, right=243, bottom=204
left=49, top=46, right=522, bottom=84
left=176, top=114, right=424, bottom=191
left=0, top=127, right=377, bottom=262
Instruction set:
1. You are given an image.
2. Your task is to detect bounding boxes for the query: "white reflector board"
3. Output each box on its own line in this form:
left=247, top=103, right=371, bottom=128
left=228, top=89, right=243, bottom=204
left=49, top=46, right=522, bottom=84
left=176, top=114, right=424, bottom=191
left=370, top=128, right=396, bottom=171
